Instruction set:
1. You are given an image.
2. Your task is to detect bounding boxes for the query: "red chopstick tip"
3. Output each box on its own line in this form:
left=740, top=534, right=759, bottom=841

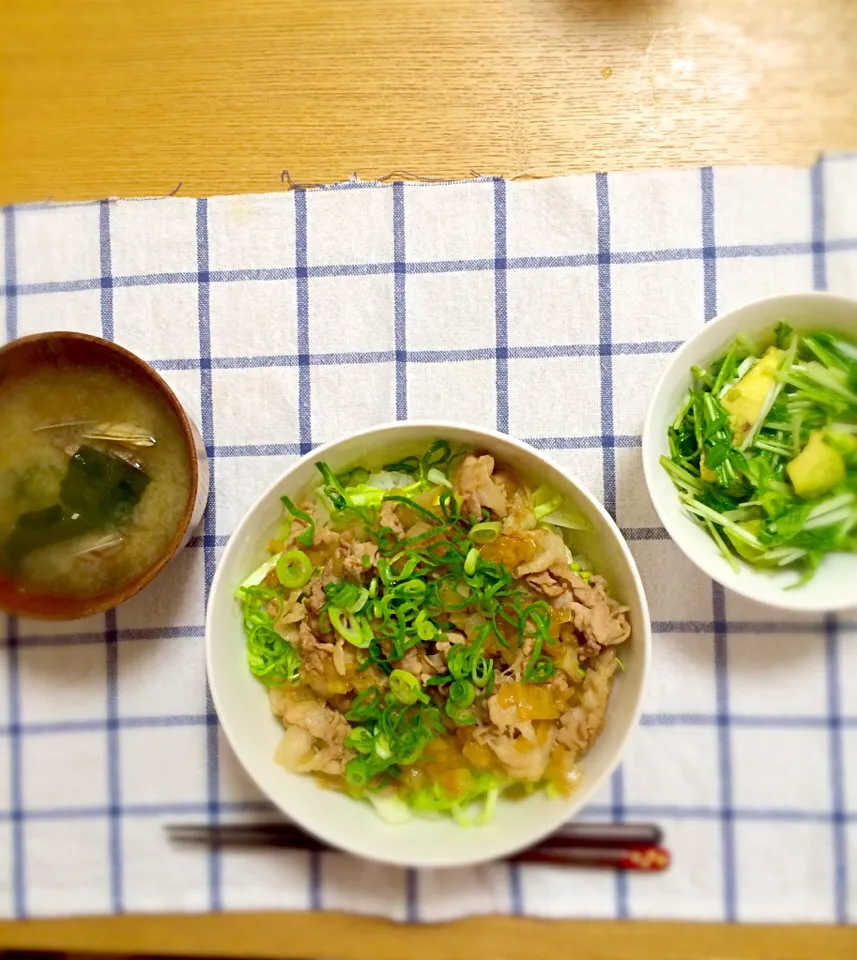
left=623, top=846, right=671, bottom=871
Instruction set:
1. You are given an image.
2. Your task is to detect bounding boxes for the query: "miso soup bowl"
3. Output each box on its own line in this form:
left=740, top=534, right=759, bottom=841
left=206, top=422, right=651, bottom=868
left=0, top=332, right=209, bottom=619
left=643, top=292, right=857, bottom=613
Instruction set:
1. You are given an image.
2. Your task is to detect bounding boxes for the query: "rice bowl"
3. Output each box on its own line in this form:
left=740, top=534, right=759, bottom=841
left=206, top=422, right=650, bottom=868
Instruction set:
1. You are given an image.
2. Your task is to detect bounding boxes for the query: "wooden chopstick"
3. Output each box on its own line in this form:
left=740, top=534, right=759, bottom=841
left=166, top=821, right=668, bottom=870
left=166, top=821, right=661, bottom=848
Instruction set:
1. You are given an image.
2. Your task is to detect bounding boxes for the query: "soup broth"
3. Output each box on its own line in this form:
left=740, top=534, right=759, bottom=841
left=0, top=363, right=192, bottom=597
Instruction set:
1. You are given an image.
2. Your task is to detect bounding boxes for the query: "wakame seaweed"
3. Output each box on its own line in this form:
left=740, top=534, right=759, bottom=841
left=2, top=446, right=150, bottom=571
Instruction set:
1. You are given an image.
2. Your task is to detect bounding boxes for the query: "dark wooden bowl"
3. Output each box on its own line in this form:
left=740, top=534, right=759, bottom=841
left=0, top=332, right=205, bottom=619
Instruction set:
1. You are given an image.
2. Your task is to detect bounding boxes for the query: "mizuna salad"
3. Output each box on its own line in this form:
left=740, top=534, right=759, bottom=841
left=662, top=325, right=857, bottom=583
left=237, top=442, right=631, bottom=824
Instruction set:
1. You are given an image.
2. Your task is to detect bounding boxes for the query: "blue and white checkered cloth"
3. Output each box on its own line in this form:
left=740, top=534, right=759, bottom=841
left=2, top=156, right=856, bottom=922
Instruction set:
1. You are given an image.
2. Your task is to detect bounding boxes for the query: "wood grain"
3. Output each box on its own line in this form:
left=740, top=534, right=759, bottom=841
left=1, top=913, right=856, bottom=960
left=1, top=0, right=856, bottom=956
left=2, top=0, right=856, bottom=204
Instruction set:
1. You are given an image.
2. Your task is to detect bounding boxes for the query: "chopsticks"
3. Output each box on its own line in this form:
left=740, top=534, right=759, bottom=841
left=166, top=821, right=670, bottom=871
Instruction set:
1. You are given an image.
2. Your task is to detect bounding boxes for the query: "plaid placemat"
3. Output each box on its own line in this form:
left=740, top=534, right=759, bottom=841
left=1, top=156, right=856, bottom=922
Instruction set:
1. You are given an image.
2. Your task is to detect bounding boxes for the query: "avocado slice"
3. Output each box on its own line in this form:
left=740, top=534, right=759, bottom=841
left=722, top=346, right=785, bottom=445
left=787, top=430, right=846, bottom=500
left=725, top=519, right=764, bottom=562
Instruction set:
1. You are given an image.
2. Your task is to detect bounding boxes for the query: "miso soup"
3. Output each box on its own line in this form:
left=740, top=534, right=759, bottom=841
left=0, top=362, right=192, bottom=597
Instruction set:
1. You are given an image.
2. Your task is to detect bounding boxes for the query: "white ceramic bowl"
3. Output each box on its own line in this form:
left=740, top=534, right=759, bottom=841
left=207, top=422, right=651, bottom=868
left=643, top=292, right=857, bottom=613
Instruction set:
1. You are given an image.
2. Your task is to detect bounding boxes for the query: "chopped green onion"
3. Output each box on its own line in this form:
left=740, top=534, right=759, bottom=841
left=346, top=687, right=382, bottom=721
left=280, top=495, right=315, bottom=547
left=239, top=585, right=302, bottom=686
left=471, top=657, right=494, bottom=688
left=345, top=727, right=376, bottom=754
left=425, top=673, right=452, bottom=687
left=275, top=550, right=313, bottom=589
left=389, top=669, right=429, bottom=705
left=345, top=757, right=371, bottom=788
left=468, top=521, right=501, bottom=543
left=351, top=587, right=370, bottom=613
left=378, top=555, right=420, bottom=583
left=449, top=679, right=475, bottom=707
left=522, top=621, right=555, bottom=683
left=383, top=455, right=420, bottom=475
left=329, top=607, right=372, bottom=647
left=420, top=441, right=453, bottom=485
left=524, top=656, right=555, bottom=683
left=399, top=578, right=428, bottom=598
left=445, top=699, right=477, bottom=725
left=325, top=580, right=369, bottom=612
left=464, top=547, right=480, bottom=576
left=447, top=644, right=473, bottom=680
left=416, top=619, right=436, bottom=641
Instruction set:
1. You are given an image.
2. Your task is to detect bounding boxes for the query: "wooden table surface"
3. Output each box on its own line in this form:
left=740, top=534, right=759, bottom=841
left=3, top=0, right=857, bottom=204
left=1, top=0, right=856, bottom=957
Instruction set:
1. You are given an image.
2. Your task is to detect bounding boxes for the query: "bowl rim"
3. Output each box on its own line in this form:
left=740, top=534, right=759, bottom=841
left=205, top=419, right=652, bottom=866
left=0, top=330, right=201, bottom=619
left=642, top=290, right=857, bottom=613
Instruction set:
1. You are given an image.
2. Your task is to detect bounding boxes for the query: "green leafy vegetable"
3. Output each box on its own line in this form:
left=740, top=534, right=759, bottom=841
left=662, top=327, right=857, bottom=583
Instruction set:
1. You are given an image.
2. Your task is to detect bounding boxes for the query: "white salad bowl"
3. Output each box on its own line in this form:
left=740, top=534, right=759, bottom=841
left=206, top=422, right=651, bottom=868
left=643, top=292, right=857, bottom=613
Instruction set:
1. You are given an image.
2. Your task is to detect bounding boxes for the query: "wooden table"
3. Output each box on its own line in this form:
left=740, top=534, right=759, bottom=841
left=3, top=0, right=857, bottom=204
left=1, top=1, right=855, bottom=957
